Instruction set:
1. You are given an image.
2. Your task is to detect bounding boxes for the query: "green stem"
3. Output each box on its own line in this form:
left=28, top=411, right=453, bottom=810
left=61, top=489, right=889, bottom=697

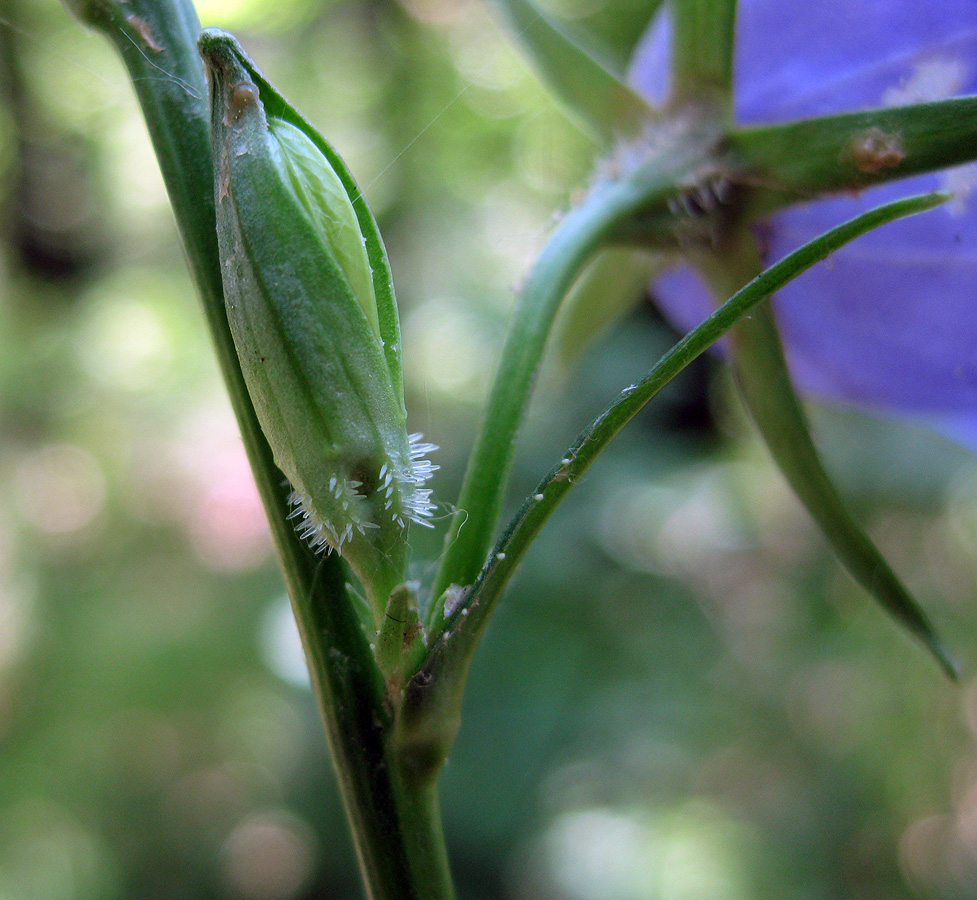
left=297, top=560, right=455, bottom=900
left=429, top=144, right=711, bottom=617
left=62, top=1, right=456, bottom=895
left=729, top=95, right=977, bottom=217
left=668, top=0, right=737, bottom=113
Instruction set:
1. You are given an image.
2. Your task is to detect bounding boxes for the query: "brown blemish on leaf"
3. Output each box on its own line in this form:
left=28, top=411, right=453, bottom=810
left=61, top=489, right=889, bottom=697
left=126, top=15, right=162, bottom=53
left=403, top=621, right=422, bottom=651
left=218, top=141, right=230, bottom=202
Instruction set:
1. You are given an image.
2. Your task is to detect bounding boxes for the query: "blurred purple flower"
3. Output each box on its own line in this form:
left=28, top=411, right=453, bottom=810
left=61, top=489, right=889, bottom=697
left=629, top=1, right=977, bottom=442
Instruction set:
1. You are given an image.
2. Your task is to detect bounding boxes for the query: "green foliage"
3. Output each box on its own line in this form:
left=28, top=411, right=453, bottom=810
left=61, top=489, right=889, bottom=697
left=2, top=1, right=975, bottom=898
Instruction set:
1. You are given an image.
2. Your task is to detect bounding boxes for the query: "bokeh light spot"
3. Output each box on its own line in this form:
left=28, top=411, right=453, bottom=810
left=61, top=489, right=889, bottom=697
left=13, top=443, right=105, bottom=536
left=221, top=810, right=317, bottom=900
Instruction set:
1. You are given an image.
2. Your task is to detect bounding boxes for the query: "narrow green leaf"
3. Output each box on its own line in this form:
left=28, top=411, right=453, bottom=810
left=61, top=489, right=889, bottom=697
left=407, top=191, right=952, bottom=754
left=730, top=95, right=977, bottom=217
left=494, top=0, right=656, bottom=142
left=730, top=304, right=958, bottom=678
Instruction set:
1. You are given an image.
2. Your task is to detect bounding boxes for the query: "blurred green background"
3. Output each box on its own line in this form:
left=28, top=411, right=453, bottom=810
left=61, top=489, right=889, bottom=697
left=2, top=0, right=977, bottom=897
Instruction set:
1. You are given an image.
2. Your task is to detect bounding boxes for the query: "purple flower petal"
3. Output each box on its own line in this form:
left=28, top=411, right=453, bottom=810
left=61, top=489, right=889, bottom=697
left=630, top=1, right=977, bottom=443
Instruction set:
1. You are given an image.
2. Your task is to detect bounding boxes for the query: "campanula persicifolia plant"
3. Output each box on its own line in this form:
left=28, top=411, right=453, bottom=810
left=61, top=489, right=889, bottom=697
left=62, top=0, right=977, bottom=895
left=626, top=0, right=977, bottom=438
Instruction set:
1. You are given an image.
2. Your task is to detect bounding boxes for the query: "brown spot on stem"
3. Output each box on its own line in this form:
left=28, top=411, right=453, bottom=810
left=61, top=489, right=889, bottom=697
left=847, top=127, right=906, bottom=174
left=231, top=82, right=259, bottom=115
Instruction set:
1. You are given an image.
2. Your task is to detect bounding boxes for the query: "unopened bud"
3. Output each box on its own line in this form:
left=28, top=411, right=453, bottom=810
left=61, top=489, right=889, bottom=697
left=199, top=30, right=436, bottom=615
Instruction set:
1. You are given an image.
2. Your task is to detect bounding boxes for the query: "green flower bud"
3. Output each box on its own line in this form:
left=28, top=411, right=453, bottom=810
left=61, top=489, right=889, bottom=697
left=198, top=30, right=435, bottom=614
